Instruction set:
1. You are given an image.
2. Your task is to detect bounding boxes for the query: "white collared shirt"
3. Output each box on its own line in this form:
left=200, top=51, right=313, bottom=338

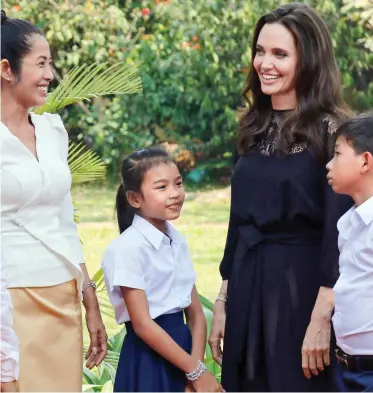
left=1, top=113, right=84, bottom=295
left=102, top=214, right=196, bottom=324
left=333, top=195, right=373, bottom=355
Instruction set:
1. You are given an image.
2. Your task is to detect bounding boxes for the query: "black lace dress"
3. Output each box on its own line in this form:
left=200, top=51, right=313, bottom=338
left=220, top=111, right=353, bottom=392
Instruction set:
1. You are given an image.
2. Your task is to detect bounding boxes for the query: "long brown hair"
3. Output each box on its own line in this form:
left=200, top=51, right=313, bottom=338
left=238, top=2, right=351, bottom=159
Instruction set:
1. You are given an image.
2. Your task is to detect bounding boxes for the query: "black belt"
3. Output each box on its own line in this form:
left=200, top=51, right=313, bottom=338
left=335, top=347, right=373, bottom=372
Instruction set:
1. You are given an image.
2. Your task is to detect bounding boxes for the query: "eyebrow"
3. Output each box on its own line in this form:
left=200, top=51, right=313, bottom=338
left=256, top=44, right=289, bottom=53
left=36, top=56, right=52, bottom=61
left=153, top=176, right=182, bottom=185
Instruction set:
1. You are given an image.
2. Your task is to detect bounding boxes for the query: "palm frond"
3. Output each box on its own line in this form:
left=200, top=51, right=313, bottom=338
left=34, top=62, right=142, bottom=114
left=68, top=142, right=106, bottom=184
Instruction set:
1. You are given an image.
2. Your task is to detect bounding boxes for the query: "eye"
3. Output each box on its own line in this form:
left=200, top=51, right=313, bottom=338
left=274, top=51, right=287, bottom=58
left=156, top=185, right=166, bottom=190
left=334, top=151, right=340, bottom=156
left=256, top=47, right=264, bottom=55
left=38, top=61, right=46, bottom=67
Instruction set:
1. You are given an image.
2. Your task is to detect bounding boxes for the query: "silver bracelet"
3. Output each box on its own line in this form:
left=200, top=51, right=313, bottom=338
left=216, top=292, right=227, bottom=303
left=185, top=360, right=207, bottom=381
left=82, top=279, right=96, bottom=293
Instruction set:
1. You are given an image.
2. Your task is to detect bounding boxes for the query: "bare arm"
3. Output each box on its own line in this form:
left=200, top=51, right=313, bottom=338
left=185, top=286, right=207, bottom=362
left=80, top=264, right=108, bottom=369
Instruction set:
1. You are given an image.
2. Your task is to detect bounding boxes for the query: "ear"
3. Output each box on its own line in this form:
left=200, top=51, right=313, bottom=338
left=362, top=151, right=373, bottom=173
left=126, top=190, right=141, bottom=209
left=1, top=59, right=13, bottom=82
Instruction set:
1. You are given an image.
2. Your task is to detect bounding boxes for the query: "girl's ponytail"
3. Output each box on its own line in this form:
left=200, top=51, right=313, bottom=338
left=115, top=183, right=135, bottom=234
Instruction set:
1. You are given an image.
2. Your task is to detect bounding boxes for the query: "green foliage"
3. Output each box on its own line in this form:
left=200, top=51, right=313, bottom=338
left=6, top=0, right=373, bottom=178
left=34, top=62, right=142, bottom=114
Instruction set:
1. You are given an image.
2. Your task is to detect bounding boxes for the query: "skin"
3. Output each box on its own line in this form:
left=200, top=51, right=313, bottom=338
left=327, top=136, right=373, bottom=206
left=209, top=21, right=337, bottom=381
left=124, top=163, right=223, bottom=392
left=0, top=34, right=107, bottom=370
left=253, top=23, right=298, bottom=110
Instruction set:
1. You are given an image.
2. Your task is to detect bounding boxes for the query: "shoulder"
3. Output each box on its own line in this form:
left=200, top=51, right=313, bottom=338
left=31, top=112, right=68, bottom=143
left=102, top=227, right=146, bottom=264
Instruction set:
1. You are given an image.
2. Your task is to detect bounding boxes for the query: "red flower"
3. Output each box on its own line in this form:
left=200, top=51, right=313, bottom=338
left=192, top=35, right=199, bottom=42
left=142, top=7, right=151, bottom=16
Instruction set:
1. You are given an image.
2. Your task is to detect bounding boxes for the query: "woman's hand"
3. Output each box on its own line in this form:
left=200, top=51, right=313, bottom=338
left=191, top=370, right=223, bottom=392
left=208, top=300, right=226, bottom=366
left=301, top=317, right=331, bottom=379
left=85, top=308, right=108, bottom=369
left=1, top=381, right=19, bottom=392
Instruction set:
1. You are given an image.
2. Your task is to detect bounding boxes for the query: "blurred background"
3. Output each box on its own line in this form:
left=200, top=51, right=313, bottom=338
left=4, top=0, right=372, bottom=389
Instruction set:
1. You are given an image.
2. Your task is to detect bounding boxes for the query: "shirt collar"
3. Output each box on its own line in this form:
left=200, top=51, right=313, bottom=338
left=132, top=214, right=184, bottom=250
left=355, top=195, right=373, bottom=226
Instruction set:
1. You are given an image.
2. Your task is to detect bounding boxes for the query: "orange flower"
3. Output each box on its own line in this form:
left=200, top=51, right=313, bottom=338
left=193, top=44, right=200, bottom=50
left=12, top=5, right=22, bottom=11
left=109, top=48, right=115, bottom=57
left=192, top=35, right=199, bottom=42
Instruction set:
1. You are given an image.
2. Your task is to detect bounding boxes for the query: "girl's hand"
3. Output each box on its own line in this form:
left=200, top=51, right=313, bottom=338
left=208, top=300, right=226, bottom=366
left=191, top=370, right=223, bottom=392
left=85, top=308, right=108, bottom=369
left=1, top=381, right=20, bottom=392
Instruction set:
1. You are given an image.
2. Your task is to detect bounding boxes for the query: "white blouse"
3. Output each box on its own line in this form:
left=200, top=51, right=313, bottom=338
left=0, top=113, right=84, bottom=295
left=1, top=254, right=19, bottom=382
left=102, top=214, right=196, bottom=324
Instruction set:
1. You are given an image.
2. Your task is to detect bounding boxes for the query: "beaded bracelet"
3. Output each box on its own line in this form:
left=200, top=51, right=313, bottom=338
left=216, top=292, right=227, bottom=303
left=185, top=360, right=207, bottom=381
left=82, top=279, right=96, bottom=293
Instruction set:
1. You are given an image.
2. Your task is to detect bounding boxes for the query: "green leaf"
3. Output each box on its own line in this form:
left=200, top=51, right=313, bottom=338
left=34, top=62, right=142, bottom=114
left=68, top=142, right=106, bottom=184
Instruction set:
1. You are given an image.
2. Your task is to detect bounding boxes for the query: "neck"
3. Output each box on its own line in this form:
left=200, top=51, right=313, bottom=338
left=142, top=216, right=167, bottom=234
left=1, top=91, right=30, bottom=129
left=351, top=178, right=373, bottom=206
left=271, top=92, right=297, bottom=111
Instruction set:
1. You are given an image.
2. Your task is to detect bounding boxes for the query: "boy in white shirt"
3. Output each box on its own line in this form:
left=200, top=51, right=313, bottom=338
left=326, top=113, right=373, bottom=392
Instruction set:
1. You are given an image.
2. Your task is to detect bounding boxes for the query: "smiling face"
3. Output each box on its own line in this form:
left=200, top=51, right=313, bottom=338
left=2, top=34, right=54, bottom=109
left=253, top=22, right=298, bottom=108
left=127, top=162, right=185, bottom=232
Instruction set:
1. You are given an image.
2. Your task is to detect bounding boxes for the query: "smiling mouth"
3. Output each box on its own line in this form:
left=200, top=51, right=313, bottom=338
left=261, top=73, right=281, bottom=81
left=37, top=86, right=48, bottom=94
left=167, top=203, right=182, bottom=209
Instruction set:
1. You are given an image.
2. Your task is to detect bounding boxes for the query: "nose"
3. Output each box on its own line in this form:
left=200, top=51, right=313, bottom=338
left=261, top=55, right=274, bottom=71
left=326, top=159, right=332, bottom=171
left=170, top=185, right=181, bottom=199
left=44, top=63, right=54, bottom=82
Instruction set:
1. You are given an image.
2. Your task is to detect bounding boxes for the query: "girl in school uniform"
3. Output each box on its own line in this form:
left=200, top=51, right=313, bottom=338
left=102, top=147, right=223, bottom=392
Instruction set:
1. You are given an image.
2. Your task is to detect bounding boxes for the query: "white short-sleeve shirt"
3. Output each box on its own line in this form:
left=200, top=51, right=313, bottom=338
left=102, top=214, right=196, bottom=324
left=333, top=195, right=373, bottom=355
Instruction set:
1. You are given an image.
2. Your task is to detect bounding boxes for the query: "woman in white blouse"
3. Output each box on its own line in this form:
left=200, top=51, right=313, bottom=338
left=0, top=10, right=107, bottom=392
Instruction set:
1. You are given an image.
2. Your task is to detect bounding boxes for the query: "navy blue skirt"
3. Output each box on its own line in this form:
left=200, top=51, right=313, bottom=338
left=114, top=311, right=192, bottom=392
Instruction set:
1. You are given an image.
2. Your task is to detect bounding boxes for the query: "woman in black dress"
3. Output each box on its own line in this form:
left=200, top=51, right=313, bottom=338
left=208, top=3, right=353, bottom=392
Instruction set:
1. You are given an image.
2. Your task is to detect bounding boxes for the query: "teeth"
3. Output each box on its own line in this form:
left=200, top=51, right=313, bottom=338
left=262, top=74, right=280, bottom=80
left=38, top=86, right=48, bottom=93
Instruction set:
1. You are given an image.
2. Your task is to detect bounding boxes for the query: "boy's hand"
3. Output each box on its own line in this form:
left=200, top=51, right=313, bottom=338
left=1, top=381, right=20, bottom=392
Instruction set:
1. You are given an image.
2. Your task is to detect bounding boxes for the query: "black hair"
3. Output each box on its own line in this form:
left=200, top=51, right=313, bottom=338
left=336, top=113, right=373, bottom=156
left=238, top=2, right=351, bottom=158
left=116, top=147, right=175, bottom=234
left=1, top=10, right=43, bottom=77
